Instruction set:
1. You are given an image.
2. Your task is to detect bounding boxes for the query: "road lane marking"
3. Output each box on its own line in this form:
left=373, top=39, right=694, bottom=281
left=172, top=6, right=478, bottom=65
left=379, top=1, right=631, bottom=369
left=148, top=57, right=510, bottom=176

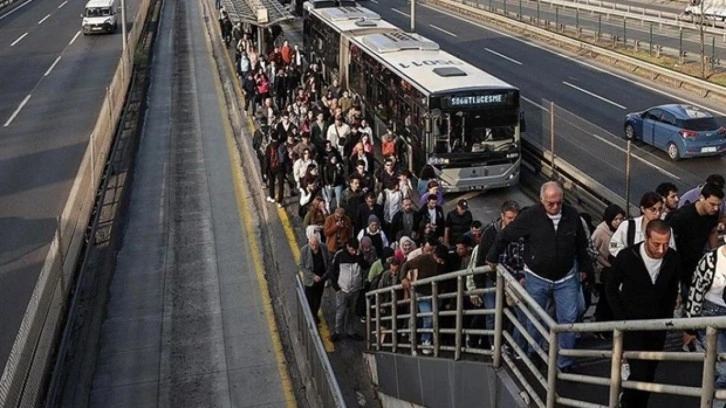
left=562, top=81, right=627, bottom=109
left=391, top=8, right=410, bottom=18
left=0, top=0, right=32, bottom=21
left=370, top=0, right=378, bottom=3
left=590, top=133, right=681, bottom=179
left=429, top=24, right=458, bottom=37
left=485, top=48, right=522, bottom=65
left=38, top=13, right=51, bottom=24
left=44, top=56, right=62, bottom=76
left=4, top=94, right=31, bottom=127
left=420, top=3, right=726, bottom=118
left=58, top=0, right=68, bottom=7
left=10, top=32, right=28, bottom=46
left=69, top=30, right=81, bottom=45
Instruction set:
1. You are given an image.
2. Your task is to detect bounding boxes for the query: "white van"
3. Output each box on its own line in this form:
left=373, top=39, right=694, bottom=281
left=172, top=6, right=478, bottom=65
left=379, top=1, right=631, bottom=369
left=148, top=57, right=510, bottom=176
left=81, top=0, right=117, bottom=35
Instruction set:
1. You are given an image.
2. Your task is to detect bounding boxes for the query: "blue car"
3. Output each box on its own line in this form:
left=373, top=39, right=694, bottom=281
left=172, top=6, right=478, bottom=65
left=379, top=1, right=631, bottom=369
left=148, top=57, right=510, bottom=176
left=623, top=104, right=726, bottom=160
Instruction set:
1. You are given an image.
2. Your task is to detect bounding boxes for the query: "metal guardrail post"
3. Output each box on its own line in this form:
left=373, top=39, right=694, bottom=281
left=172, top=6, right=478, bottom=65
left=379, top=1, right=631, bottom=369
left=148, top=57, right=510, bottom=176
left=410, top=290, right=418, bottom=355
left=492, top=270, right=505, bottom=368
left=625, top=140, right=632, bottom=218
left=366, top=295, right=372, bottom=350
left=432, top=282, right=440, bottom=357
left=391, top=289, right=398, bottom=353
left=375, top=293, right=381, bottom=351
left=700, top=326, right=718, bottom=408
left=546, top=329, right=559, bottom=408
left=608, top=329, right=624, bottom=408
left=455, top=277, right=464, bottom=360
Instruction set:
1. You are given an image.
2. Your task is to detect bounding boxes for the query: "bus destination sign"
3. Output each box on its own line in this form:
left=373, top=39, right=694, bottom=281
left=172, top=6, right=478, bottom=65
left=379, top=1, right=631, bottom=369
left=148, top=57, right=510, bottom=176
left=440, top=91, right=516, bottom=109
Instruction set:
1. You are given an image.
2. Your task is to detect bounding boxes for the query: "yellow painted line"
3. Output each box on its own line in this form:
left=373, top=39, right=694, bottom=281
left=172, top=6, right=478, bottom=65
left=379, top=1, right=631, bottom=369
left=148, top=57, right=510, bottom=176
left=202, top=13, right=297, bottom=408
left=223, top=42, right=336, bottom=352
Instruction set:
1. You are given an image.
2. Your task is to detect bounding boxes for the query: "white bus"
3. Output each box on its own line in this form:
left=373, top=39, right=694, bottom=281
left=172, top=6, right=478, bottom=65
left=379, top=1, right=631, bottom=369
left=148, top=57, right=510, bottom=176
left=303, top=5, right=401, bottom=85
left=305, top=16, right=525, bottom=191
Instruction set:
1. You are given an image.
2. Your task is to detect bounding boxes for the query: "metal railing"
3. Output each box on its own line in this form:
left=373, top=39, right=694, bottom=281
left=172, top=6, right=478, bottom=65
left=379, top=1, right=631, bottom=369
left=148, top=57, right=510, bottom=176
left=293, top=275, right=347, bottom=408
left=365, top=265, right=726, bottom=408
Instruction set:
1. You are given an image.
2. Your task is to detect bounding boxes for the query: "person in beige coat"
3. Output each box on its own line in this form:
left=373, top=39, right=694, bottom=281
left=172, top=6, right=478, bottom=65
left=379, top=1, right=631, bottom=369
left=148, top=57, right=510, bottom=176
left=591, top=204, right=626, bottom=330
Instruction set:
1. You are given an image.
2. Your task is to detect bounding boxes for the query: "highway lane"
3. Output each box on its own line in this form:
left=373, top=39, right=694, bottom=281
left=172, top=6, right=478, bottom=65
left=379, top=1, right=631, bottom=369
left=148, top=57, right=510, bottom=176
left=0, top=0, right=141, bottom=376
left=364, top=0, right=724, bottom=196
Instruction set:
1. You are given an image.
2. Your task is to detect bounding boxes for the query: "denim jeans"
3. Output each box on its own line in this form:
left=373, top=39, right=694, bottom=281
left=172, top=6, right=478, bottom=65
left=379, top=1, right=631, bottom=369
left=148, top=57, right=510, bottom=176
left=699, top=300, right=726, bottom=389
left=417, top=293, right=433, bottom=343
left=323, top=185, right=344, bottom=212
left=525, top=271, right=581, bottom=368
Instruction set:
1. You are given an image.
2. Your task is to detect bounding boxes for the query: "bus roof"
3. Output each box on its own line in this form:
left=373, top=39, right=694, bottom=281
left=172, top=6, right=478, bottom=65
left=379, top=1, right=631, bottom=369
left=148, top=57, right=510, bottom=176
left=351, top=32, right=516, bottom=95
left=311, top=6, right=401, bottom=34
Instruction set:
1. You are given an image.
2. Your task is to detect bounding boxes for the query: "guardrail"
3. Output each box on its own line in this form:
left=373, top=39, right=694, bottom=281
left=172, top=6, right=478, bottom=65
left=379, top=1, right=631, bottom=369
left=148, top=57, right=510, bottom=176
left=365, top=265, right=726, bottom=408
left=0, top=0, right=21, bottom=13
left=426, top=0, right=726, bottom=101
left=520, top=0, right=725, bottom=35
left=293, top=276, right=348, bottom=408
left=0, top=0, right=152, bottom=406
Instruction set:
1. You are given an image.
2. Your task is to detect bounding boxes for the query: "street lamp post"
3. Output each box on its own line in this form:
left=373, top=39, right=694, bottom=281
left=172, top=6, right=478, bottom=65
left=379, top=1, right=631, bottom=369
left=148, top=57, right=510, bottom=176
left=410, top=0, right=416, bottom=32
left=121, top=0, right=127, bottom=52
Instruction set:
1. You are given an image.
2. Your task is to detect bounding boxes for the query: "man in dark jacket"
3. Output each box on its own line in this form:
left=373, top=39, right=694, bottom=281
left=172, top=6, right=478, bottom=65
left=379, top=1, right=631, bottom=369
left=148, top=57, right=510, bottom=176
left=355, top=192, right=384, bottom=234
left=486, top=181, right=593, bottom=371
left=606, top=220, right=680, bottom=408
left=418, top=194, right=445, bottom=242
left=252, top=118, right=270, bottom=184
left=264, top=135, right=287, bottom=207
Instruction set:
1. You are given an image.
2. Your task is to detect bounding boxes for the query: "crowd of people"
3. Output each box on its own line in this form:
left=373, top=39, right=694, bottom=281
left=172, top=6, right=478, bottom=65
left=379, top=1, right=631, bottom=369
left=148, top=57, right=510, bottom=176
left=215, top=14, right=726, bottom=408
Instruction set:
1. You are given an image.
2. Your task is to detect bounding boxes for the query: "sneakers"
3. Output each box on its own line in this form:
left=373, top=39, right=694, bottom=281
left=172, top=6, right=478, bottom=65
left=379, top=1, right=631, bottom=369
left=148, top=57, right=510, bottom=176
left=421, top=340, right=432, bottom=355
left=360, top=317, right=367, bottom=324
left=266, top=196, right=274, bottom=202
left=621, top=361, right=630, bottom=381
left=276, top=202, right=283, bottom=208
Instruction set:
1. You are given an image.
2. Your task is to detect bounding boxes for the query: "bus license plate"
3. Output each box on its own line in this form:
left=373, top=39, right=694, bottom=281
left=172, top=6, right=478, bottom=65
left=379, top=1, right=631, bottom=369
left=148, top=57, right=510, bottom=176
left=701, top=146, right=717, bottom=153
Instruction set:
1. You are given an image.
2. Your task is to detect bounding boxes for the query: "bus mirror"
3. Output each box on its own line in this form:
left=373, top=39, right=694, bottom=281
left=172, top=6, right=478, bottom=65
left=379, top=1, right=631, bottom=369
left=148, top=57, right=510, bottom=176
left=519, top=111, right=527, bottom=133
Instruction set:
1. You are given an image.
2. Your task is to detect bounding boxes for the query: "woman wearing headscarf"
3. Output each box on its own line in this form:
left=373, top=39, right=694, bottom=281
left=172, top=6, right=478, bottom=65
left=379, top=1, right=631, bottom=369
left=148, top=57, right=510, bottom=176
left=394, top=236, right=417, bottom=264
left=591, top=204, right=626, bottom=332
left=357, top=214, right=389, bottom=257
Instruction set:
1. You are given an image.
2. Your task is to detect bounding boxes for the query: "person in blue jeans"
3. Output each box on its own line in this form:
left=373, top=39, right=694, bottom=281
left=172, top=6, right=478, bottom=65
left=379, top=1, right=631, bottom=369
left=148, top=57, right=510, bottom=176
left=686, top=244, right=726, bottom=406
left=401, top=245, right=449, bottom=355
left=486, top=182, right=594, bottom=371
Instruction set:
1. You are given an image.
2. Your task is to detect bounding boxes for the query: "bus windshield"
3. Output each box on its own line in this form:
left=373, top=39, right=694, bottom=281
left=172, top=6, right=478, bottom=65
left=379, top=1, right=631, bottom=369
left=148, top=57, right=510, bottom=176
left=432, top=109, right=518, bottom=154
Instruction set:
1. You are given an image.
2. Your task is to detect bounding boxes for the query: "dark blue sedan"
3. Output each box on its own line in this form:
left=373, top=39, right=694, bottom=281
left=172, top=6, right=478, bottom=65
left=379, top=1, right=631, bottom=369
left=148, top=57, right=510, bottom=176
left=623, top=104, right=726, bottom=160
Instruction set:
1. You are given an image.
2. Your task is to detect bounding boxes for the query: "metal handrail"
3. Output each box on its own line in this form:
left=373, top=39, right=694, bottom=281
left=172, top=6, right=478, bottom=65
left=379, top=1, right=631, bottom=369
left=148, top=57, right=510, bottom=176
left=365, top=264, right=725, bottom=408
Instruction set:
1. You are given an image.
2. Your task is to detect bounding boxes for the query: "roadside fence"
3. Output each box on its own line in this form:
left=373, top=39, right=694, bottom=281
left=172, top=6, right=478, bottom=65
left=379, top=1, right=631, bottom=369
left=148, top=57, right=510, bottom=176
left=365, top=264, right=726, bottom=408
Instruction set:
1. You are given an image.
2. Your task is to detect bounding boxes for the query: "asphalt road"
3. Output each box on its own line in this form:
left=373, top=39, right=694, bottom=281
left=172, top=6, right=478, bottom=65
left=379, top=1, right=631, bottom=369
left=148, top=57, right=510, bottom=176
left=0, top=0, right=140, bottom=376
left=363, top=0, right=725, bottom=200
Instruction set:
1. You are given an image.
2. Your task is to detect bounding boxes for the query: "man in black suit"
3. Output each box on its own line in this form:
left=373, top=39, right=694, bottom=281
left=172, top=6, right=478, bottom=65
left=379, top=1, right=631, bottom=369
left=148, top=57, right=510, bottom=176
left=606, top=219, right=681, bottom=408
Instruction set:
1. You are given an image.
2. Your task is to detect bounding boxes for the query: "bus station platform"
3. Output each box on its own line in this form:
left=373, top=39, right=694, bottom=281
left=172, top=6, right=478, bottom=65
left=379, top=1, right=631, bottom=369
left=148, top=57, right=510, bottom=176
left=85, top=0, right=296, bottom=405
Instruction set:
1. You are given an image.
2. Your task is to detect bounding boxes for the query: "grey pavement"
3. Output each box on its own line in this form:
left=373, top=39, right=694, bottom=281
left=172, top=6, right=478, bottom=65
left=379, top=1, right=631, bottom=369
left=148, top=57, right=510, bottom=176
left=0, top=0, right=142, bottom=374
left=87, top=0, right=294, bottom=406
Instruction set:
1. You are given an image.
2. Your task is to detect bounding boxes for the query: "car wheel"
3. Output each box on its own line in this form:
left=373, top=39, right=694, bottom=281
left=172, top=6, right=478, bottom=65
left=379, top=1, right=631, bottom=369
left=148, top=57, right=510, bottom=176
left=666, top=142, right=680, bottom=160
left=624, top=124, right=636, bottom=140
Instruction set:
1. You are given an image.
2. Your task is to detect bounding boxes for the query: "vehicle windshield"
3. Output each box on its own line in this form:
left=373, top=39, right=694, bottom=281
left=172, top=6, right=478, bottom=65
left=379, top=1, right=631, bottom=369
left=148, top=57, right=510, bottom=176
left=431, top=109, right=518, bottom=154
left=680, top=117, right=721, bottom=131
left=85, top=7, right=112, bottom=17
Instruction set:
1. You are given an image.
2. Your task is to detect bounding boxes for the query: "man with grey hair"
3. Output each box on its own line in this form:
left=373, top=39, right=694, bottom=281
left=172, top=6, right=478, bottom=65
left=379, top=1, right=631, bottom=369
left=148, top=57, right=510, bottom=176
left=300, top=233, right=330, bottom=324
left=486, top=181, right=593, bottom=372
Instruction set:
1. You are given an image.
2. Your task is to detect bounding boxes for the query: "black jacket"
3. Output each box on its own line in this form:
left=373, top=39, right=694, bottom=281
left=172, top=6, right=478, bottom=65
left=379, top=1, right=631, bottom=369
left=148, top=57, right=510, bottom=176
left=606, top=243, right=681, bottom=320
left=486, top=204, right=593, bottom=281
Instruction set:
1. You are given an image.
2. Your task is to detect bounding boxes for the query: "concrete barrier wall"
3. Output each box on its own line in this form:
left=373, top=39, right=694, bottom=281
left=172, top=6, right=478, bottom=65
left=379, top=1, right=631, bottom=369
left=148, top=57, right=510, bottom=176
left=0, top=0, right=152, bottom=405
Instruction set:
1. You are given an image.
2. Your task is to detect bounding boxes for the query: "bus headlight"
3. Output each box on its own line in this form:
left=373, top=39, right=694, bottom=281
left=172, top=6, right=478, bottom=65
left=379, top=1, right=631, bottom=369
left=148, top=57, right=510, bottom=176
left=427, top=157, right=450, bottom=165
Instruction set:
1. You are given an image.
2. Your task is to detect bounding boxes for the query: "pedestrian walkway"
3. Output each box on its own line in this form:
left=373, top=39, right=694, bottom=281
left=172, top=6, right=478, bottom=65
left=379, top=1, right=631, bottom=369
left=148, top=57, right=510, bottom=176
left=86, top=0, right=296, bottom=406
